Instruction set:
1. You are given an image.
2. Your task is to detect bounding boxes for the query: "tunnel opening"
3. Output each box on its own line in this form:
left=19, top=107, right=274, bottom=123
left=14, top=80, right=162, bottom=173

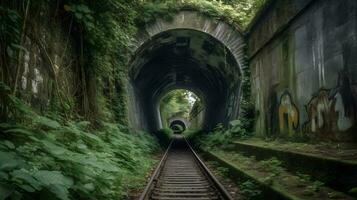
left=169, top=120, right=186, bottom=134
left=129, top=29, right=242, bottom=133
left=159, top=89, right=199, bottom=131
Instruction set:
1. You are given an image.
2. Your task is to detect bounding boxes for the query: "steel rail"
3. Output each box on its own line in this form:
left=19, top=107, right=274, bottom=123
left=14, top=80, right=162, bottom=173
left=139, top=140, right=173, bottom=200
left=139, top=135, right=233, bottom=200
left=184, top=137, right=233, bottom=200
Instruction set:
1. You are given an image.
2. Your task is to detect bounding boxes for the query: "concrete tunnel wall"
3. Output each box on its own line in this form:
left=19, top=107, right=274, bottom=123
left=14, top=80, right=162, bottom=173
left=127, top=1, right=357, bottom=141
left=126, top=11, right=247, bottom=132
left=248, top=0, right=357, bottom=141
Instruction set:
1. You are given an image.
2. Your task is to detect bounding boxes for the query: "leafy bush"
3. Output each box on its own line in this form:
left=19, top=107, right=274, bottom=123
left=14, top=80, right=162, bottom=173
left=155, top=128, right=173, bottom=146
left=200, top=124, right=233, bottom=149
left=187, top=119, right=254, bottom=150
left=0, top=95, right=160, bottom=200
left=138, top=0, right=266, bottom=27
left=240, top=180, right=263, bottom=200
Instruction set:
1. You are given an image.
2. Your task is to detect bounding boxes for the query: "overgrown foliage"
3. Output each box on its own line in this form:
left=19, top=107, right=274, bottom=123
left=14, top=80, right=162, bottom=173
left=0, top=86, right=160, bottom=200
left=1, top=0, right=263, bottom=124
left=240, top=180, right=263, bottom=200
left=155, top=128, right=174, bottom=147
left=159, top=90, right=197, bottom=128
left=138, top=0, right=266, bottom=27
left=62, top=0, right=139, bottom=122
left=0, top=0, right=267, bottom=199
left=186, top=118, right=255, bottom=150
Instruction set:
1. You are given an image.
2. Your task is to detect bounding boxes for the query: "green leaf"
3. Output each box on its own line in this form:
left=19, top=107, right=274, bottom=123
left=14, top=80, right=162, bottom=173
left=3, top=140, right=15, bottom=149
left=19, top=184, right=35, bottom=192
left=0, top=151, right=24, bottom=171
left=83, top=183, right=95, bottom=191
left=4, top=128, right=34, bottom=136
left=42, top=140, right=67, bottom=156
left=27, top=171, right=73, bottom=199
left=11, top=169, right=42, bottom=191
left=229, top=119, right=241, bottom=127
left=8, top=95, right=33, bottom=114
left=0, top=183, right=13, bottom=200
left=47, top=184, right=71, bottom=200
left=33, top=171, right=73, bottom=188
left=74, top=13, right=83, bottom=20
left=34, top=116, right=61, bottom=129
left=0, top=172, right=9, bottom=180
left=77, top=5, right=91, bottom=13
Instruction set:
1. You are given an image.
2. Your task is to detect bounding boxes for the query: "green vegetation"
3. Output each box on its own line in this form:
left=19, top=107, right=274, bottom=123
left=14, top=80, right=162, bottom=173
left=260, top=158, right=283, bottom=184
left=155, top=128, right=173, bottom=146
left=207, top=150, right=351, bottom=199
left=159, top=90, right=197, bottom=128
left=349, top=187, right=357, bottom=198
left=139, top=0, right=266, bottom=27
left=1, top=0, right=263, bottom=125
left=171, top=124, right=184, bottom=133
left=186, top=118, right=255, bottom=150
left=0, top=0, right=266, bottom=199
left=207, top=160, right=263, bottom=200
left=0, top=87, right=160, bottom=200
left=240, top=180, right=263, bottom=200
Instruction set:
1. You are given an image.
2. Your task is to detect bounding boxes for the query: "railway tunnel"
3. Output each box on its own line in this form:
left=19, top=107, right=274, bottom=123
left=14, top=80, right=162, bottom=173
left=169, top=119, right=188, bottom=134
left=127, top=11, right=247, bottom=133
left=1, top=0, right=357, bottom=199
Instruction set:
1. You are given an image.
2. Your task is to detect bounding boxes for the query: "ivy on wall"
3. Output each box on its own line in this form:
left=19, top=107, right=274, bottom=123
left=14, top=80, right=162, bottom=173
left=1, top=0, right=264, bottom=126
left=138, top=0, right=266, bottom=27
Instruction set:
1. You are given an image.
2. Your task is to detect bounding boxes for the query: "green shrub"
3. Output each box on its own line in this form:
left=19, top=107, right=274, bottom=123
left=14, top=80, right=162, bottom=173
left=0, top=95, right=160, bottom=200
left=155, top=128, right=173, bottom=147
left=240, top=180, right=263, bottom=200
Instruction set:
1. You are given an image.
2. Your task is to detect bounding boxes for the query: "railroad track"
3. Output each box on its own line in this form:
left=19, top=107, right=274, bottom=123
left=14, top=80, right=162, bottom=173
left=139, top=135, right=233, bottom=200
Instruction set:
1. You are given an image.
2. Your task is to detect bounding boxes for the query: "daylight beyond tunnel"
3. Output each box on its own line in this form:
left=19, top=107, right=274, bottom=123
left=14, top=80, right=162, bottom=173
left=129, top=29, right=242, bottom=132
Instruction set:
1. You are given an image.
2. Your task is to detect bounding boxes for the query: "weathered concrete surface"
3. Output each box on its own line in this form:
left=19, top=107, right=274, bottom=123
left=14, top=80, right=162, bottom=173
left=128, top=11, right=246, bottom=132
left=248, top=0, right=357, bottom=141
left=232, top=141, right=357, bottom=193
left=17, top=4, right=76, bottom=113
left=132, top=11, right=246, bottom=73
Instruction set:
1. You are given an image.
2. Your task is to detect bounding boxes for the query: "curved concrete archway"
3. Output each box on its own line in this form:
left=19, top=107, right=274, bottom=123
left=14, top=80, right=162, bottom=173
left=127, top=11, right=246, bottom=132
left=131, top=11, right=246, bottom=74
left=169, top=119, right=187, bottom=133
left=168, top=117, right=189, bottom=131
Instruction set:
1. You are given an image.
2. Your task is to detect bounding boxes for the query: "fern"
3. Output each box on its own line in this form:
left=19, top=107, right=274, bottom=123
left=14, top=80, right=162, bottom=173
left=0, top=106, right=160, bottom=199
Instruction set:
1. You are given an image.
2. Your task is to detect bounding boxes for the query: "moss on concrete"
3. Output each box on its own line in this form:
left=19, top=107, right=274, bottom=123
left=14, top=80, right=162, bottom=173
left=203, top=149, right=354, bottom=200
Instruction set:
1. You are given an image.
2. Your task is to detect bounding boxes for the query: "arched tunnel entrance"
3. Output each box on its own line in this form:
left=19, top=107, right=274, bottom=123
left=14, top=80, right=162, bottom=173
left=127, top=12, right=246, bottom=133
left=129, top=29, right=242, bottom=132
left=169, top=120, right=187, bottom=134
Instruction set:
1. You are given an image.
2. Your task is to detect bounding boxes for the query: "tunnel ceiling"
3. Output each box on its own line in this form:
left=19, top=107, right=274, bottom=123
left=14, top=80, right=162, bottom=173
left=130, top=29, right=242, bottom=131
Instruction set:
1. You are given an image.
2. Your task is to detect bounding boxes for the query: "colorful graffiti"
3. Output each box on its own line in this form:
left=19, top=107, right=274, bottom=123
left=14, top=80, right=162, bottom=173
left=278, top=91, right=299, bottom=136
left=305, top=89, right=331, bottom=133
left=304, top=72, right=356, bottom=139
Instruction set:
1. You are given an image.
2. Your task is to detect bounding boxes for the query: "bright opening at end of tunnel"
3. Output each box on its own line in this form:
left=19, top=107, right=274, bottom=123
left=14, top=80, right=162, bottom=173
left=129, top=29, right=243, bottom=132
left=159, top=89, right=202, bottom=132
